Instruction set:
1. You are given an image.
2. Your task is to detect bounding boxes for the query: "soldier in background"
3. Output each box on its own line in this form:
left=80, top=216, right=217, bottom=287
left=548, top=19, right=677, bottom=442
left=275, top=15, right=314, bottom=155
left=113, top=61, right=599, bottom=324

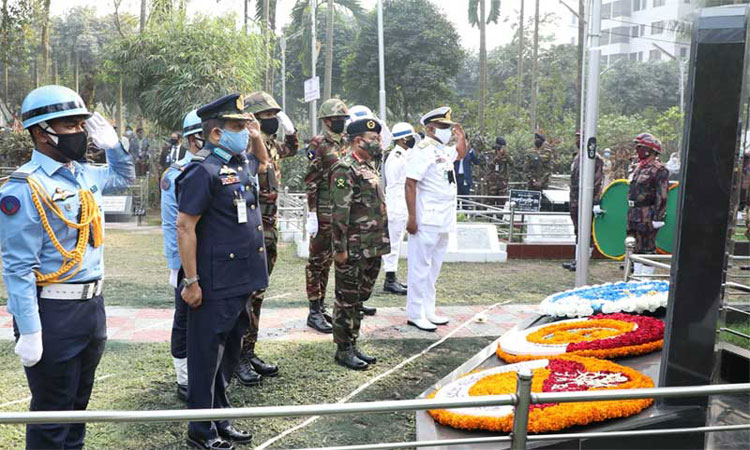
left=564, top=130, right=604, bottom=272
left=304, top=99, right=349, bottom=334
left=627, top=133, right=669, bottom=276
left=234, top=92, right=299, bottom=386
left=602, top=148, right=614, bottom=187
left=329, top=117, right=390, bottom=370
left=524, top=131, right=554, bottom=191
left=486, top=136, right=512, bottom=207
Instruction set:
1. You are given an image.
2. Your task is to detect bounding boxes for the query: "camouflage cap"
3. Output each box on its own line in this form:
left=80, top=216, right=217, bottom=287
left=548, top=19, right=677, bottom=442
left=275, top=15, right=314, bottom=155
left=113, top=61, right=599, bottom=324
left=244, top=91, right=281, bottom=115
left=318, top=98, right=349, bottom=119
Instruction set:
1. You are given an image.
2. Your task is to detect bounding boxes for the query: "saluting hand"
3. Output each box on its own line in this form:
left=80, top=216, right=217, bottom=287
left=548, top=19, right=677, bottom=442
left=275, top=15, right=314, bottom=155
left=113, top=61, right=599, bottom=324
left=181, top=283, right=203, bottom=308
left=246, top=114, right=261, bottom=139
left=452, top=123, right=466, bottom=141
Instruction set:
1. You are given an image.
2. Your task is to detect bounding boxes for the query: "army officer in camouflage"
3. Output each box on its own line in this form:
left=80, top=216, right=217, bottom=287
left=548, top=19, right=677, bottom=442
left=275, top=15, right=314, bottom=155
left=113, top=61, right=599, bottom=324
left=304, top=99, right=349, bottom=334
left=627, top=133, right=669, bottom=276
left=235, top=91, right=299, bottom=386
left=525, top=131, right=555, bottom=191
left=329, top=117, right=390, bottom=370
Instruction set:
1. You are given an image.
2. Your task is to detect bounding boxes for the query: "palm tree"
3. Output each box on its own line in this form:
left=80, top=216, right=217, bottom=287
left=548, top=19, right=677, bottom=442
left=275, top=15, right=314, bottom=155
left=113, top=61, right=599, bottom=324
left=469, top=0, right=500, bottom=134
left=289, top=0, right=363, bottom=98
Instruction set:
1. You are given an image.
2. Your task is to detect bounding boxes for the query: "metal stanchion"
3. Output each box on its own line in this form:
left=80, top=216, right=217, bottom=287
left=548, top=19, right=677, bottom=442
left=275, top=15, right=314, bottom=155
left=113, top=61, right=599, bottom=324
left=510, top=369, right=533, bottom=450
left=508, top=201, right=516, bottom=242
left=624, top=236, right=635, bottom=281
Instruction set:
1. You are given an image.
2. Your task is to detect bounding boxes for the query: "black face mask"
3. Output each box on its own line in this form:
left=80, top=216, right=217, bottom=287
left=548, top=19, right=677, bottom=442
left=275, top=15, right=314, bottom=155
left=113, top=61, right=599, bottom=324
left=169, top=138, right=179, bottom=145
left=43, top=127, right=88, bottom=162
left=405, top=137, right=416, bottom=149
left=259, top=117, right=279, bottom=135
left=328, top=119, right=346, bottom=134
left=193, top=135, right=205, bottom=150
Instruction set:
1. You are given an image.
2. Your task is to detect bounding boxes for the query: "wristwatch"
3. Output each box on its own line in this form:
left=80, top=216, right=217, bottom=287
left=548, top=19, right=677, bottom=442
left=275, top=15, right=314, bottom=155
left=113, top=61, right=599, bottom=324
left=183, top=275, right=200, bottom=288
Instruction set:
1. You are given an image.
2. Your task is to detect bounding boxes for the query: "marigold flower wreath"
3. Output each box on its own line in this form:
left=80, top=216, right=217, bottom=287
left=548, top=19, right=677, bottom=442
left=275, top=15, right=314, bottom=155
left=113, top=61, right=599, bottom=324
left=540, top=280, right=669, bottom=318
left=496, top=313, right=664, bottom=363
left=428, top=356, right=654, bottom=433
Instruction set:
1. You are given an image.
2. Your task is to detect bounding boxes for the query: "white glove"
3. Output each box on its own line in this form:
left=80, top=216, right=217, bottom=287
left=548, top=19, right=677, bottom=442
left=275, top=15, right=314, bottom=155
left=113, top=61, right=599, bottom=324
left=277, top=111, right=296, bottom=135
left=306, top=212, right=319, bottom=238
left=169, top=269, right=180, bottom=289
left=85, top=112, right=120, bottom=150
left=15, top=331, right=43, bottom=367
left=652, top=220, right=665, bottom=229
left=593, top=205, right=604, bottom=216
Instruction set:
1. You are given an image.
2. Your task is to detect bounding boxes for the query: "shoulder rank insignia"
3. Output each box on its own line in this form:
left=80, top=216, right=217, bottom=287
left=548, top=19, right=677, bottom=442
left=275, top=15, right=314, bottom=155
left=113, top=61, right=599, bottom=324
left=220, top=165, right=237, bottom=176
left=52, top=188, right=76, bottom=202
left=0, top=195, right=20, bottom=215
left=334, top=176, right=348, bottom=189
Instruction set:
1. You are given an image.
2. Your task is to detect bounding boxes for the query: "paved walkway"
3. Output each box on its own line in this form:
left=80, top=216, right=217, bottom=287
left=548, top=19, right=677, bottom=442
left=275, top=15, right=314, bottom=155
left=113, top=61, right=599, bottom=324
left=0, top=304, right=537, bottom=343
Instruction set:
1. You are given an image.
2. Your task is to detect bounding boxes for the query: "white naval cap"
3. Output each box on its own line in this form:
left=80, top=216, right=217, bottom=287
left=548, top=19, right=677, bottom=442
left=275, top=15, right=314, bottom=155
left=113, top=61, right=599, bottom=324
left=420, top=106, right=454, bottom=126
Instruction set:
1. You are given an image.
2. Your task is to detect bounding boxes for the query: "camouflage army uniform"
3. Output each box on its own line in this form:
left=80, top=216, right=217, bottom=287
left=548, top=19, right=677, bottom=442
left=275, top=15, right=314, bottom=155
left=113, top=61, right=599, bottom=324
left=524, top=144, right=554, bottom=191
left=569, top=152, right=605, bottom=237
left=627, top=159, right=669, bottom=254
left=304, top=130, right=345, bottom=303
left=329, top=152, right=390, bottom=345
left=486, top=152, right=513, bottom=206
left=243, top=131, right=299, bottom=351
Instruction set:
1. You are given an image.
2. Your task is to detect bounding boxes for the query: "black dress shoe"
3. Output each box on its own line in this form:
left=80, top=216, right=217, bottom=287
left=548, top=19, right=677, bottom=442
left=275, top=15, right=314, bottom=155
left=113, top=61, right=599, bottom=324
left=186, top=434, right=234, bottom=450
left=234, top=357, right=263, bottom=386
left=383, top=279, right=407, bottom=295
left=360, top=304, right=377, bottom=316
left=248, top=354, right=279, bottom=377
left=177, top=383, right=188, bottom=402
left=335, top=343, right=369, bottom=370
left=217, top=425, right=253, bottom=444
left=354, top=345, right=376, bottom=364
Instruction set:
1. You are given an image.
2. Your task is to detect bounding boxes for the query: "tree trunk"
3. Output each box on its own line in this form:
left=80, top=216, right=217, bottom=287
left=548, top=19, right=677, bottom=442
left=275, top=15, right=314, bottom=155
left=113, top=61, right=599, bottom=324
left=74, top=51, right=79, bottom=92
left=479, top=0, right=487, bottom=134
left=323, top=0, right=334, bottom=100
left=140, top=0, right=147, bottom=33
left=117, top=75, right=123, bottom=138
left=576, top=0, right=584, bottom=121
left=244, top=0, right=248, bottom=34
left=1, top=0, right=8, bottom=102
left=54, top=60, right=58, bottom=85
left=517, top=0, right=524, bottom=113
left=264, top=0, right=272, bottom=92
left=40, top=0, right=51, bottom=85
left=530, top=0, right=539, bottom=131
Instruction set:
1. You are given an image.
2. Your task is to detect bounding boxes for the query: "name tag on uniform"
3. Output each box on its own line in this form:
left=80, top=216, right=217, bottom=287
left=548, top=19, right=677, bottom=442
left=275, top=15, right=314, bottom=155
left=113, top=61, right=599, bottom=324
left=495, top=164, right=500, bottom=171
left=221, top=175, right=240, bottom=185
left=362, top=171, right=375, bottom=180
left=236, top=199, right=248, bottom=223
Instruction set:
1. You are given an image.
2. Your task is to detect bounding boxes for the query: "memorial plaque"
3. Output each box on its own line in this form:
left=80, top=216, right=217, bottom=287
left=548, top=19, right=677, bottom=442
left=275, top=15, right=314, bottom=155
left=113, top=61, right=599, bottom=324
left=101, top=195, right=131, bottom=214
left=524, top=214, right=575, bottom=244
left=509, top=189, right=542, bottom=212
left=455, top=225, right=492, bottom=250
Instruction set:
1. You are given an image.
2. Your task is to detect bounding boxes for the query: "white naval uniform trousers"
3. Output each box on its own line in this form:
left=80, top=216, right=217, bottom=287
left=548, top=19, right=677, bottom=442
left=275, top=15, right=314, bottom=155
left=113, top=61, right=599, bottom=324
left=405, top=138, right=458, bottom=321
left=382, top=146, right=409, bottom=273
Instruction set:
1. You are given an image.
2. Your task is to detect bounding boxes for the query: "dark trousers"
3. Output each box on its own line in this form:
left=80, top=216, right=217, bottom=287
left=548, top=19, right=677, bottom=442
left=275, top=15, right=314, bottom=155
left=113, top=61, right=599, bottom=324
left=16, top=295, right=107, bottom=450
left=187, top=295, right=250, bottom=440
left=457, top=174, right=471, bottom=196
left=171, top=275, right=188, bottom=359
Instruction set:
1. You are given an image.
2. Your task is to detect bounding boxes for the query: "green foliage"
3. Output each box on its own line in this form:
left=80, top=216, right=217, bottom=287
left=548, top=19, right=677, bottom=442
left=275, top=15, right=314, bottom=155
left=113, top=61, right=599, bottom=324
left=468, top=0, right=501, bottom=27
left=343, top=0, right=465, bottom=122
left=0, top=129, right=33, bottom=167
left=600, top=60, right=680, bottom=116
left=107, top=15, right=267, bottom=131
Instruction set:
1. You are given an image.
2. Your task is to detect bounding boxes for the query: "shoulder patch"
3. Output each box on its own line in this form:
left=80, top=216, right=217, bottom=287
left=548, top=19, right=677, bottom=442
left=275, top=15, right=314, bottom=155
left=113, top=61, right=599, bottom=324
left=307, top=148, right=316, bottom=161
left=0, top=195, right=21, bottom=215
left=334, top=175, right=349, bottom=189
left=161, top=176, right=171, bottom=191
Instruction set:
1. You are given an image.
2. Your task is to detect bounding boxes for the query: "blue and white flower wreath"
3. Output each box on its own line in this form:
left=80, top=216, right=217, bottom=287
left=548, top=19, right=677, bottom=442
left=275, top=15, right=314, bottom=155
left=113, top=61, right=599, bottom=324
left=540, top=281, right=670, bottom=318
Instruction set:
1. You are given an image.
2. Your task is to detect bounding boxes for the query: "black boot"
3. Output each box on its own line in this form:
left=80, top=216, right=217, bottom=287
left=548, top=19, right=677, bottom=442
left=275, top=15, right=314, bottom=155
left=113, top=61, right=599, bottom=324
left=354, top=343, right=377, bottom=364
left=568, top=261, right=577, bottom=271
left=562, top=260, right=574, bottom=270
left=307, top=300, right=333, bottom=333
left=360, top=304, right=377, bottom=316
left=335, top=343, right=369, bottom=370
left=234, top=355, right=263, bottom=386
left=248, top=352, right=279, bottom=377
left=383, top=272, right=407, bottom=295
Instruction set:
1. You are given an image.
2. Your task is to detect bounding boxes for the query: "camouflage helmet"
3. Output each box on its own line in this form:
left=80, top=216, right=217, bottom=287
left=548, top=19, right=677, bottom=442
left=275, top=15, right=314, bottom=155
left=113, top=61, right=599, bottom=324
left=634, top=132, right=662, bottom=154
left=318, top=98, right=349, bottom=119
left=244, top=91, right=281, bottom=115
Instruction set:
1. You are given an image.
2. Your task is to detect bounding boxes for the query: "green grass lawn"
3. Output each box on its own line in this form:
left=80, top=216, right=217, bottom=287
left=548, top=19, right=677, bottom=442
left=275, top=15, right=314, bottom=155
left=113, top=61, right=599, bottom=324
left=0, top=227, right=624, bottom=309
left=0, top=336, right=495, bottom=449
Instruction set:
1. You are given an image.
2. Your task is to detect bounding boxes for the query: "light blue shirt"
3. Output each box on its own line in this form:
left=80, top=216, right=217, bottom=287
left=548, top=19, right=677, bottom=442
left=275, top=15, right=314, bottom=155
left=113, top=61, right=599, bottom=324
left=160, top=152, right=194, bottom=270
left=0, top=146, right=135, bottom=335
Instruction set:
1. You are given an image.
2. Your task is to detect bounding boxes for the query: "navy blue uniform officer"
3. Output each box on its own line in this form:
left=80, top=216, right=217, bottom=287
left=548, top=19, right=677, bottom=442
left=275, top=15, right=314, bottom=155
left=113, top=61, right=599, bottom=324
left=176, top=93, right=269, bottom=450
